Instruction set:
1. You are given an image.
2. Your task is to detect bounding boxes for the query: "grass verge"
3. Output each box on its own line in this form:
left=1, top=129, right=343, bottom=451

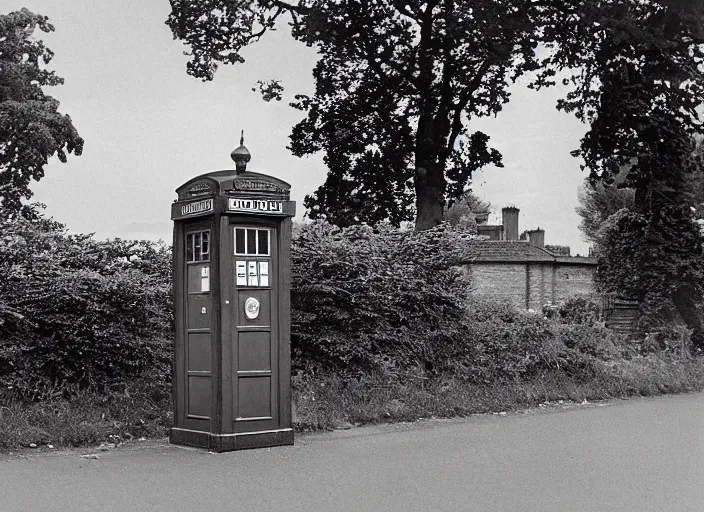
left=0, top=381, right=172, bottom=450
left=2, top=353, right=703, bottom=450
left=292, top=353, right=704, bottom=430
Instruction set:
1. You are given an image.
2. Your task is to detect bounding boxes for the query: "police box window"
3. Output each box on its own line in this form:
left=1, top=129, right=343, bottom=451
left=234, top=228, right=270, bottom=256
left=186, top=230, right=210, bottom=262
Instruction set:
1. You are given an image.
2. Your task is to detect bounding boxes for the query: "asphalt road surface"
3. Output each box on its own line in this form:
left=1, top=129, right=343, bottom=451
left=2, top=392, right=704, bottom=512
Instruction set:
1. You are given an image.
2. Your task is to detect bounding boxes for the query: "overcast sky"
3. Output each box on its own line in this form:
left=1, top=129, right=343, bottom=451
left=10, top=1, right=592, bottom=255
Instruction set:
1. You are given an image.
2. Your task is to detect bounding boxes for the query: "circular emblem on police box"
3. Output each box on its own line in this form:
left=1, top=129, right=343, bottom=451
left=244, top=297, right=260, bottom=320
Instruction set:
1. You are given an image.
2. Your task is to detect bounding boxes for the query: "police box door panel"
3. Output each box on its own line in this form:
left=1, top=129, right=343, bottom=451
left=182, top=226, right=213, bottom=429
left=231, top=224, right=279, bottom=432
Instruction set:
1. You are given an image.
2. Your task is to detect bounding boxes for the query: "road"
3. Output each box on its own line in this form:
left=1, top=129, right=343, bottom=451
left=2, top=392, right=704, bottom=512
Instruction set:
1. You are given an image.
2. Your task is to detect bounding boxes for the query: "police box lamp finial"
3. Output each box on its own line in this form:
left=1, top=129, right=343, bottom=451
left=231, top=130, right=252, bottom=174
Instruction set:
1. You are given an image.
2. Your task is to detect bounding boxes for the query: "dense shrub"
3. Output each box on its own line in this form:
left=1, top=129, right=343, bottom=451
left=552, top=323, right=625, bottom=360
left=0, top=214, right=172, bottom=399
left=289, top=222, right=639, bottom=384
left=556, top=295, right=601, bottom=325
left=290, top=221, right=474, bottom=373
left=289, top=221, right=634, bottom=386
left=383, top=298, right=635, bottom=385
left=595, top=207, right=704, bottom=346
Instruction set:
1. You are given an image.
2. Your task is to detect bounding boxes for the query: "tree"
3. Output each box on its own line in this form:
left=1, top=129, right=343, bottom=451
left=166, top=0, right=549, bottom=229
left=575, top=180, right=635, bottom=244
left=0, top=8, right=83, bottom=217
left=538, top=0, right=704, bottom=346
left=443, top=189, right=490, bottom=232
left=536, top=1, right=704, bottom=191
left=592, top=188, right=704, bottom=344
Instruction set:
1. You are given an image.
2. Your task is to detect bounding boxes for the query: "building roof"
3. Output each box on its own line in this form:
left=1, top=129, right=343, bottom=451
left=556, top=256, right=596, bottom=265
left=459, top=240, right=596, bottom=265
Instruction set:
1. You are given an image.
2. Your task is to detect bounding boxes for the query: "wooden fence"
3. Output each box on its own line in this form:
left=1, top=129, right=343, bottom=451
left=602, top=296, right=640, bottom=334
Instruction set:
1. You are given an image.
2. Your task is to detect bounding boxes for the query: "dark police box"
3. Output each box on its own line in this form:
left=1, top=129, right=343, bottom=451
left=170, top=160, right=295, bottom=452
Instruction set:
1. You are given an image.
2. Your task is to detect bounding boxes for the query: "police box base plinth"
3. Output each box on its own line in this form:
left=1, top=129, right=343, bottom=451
left=169, top=427, right=294, bottom=452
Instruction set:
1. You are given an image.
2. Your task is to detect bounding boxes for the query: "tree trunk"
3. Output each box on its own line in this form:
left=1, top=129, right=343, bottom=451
left=671, top=285, right=704, bottom=350
left=633, top=184, right=649, bottom=214
left=414, top=161, right=444, bottom=231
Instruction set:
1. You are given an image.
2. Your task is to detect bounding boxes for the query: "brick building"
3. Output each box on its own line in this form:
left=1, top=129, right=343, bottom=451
left=460, top=207, right=597, bottom=310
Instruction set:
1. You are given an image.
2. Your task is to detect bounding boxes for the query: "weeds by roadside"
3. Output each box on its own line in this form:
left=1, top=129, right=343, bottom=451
left=292, top=353, right=704, bottom=432
left=2, top=351, right=703, bottom=450
left=0, top=380, right=171, bottom=450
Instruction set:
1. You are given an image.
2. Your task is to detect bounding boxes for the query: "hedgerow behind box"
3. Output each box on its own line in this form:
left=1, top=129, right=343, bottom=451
left=0, top=214, right=172, bottom=400
left=290, top=221, right=474, bottom=374
left=1, top=213, right=638, bottom=403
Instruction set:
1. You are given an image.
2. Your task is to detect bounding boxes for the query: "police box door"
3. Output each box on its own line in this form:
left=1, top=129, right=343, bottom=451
left=231, top=223, right=279, bottom=432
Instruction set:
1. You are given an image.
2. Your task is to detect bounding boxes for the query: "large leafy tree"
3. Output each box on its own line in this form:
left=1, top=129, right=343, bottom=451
left=575, top=180, right=635, bottom=244
left=536, top=0, right=704, bottom=191
left=166, top=0, right=547, bottom=229
left=537, top=0, right=704, bottom=345
left=0, top=8, right=83, bottom=217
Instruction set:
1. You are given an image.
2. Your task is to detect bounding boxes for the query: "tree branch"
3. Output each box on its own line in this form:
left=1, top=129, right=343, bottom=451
left=265, top=0, right=306, bottom=15
left=445, top=59, right=493, bottom=153
left=362, top=40, right=419, bottom=93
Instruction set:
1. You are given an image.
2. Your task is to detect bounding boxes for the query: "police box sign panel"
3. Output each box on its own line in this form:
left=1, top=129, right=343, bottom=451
left=181, top=199, right=213, bottom=216
left=232, top=178, right=287, bottom=194
left=228, top=198, right=283, bottom=214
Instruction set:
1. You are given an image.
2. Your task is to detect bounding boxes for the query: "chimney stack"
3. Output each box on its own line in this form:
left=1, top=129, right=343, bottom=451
left=526, top=228, right=545, bottom=248
left=501, top=206, right=520, bottom=241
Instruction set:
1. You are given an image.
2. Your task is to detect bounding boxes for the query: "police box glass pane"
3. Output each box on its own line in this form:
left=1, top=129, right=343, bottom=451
left=193, top=233, right=202, bottom=261
left=235, top=228, right=245, bottom=254
left=186, top=234, right=194, bottom=262
left=234, top=228, right=270, bottom=256
left=258, top=230, right=269, bottom=255
left=246, top=229, right=257, bottom=254
left=186, top=230, right=210, bottom=262
left=201, top=231, right=209, bottom=258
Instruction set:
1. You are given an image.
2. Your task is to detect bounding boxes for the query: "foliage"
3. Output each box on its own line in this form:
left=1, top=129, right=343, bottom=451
left=4, top=212, right=704, bottom=448
left=574, top=143, right=704, bottom=343
left=167, top=1, right=704, bottom=232
left=436, top=300, right=623, bottom=384
left=166, top=0, right=555, bottom=228
left=575, top=181, right=635, bottom=244
left=0, top=379, right=172, bottom=449
left=290, top=221, right=473, bottom=373
left=586, top=144, right=704, bottom=310
left=593, top=209, right=648, bottom=298
left=594, top=204, right=704, bottom=342
left=536, top=0, right=704, bottom=186
left=290, top=221, right=634, bottom=385
left=544, top=295, right=602, bottom=326
left=293, top=351, right=704, bottom=432
left=553, top=323, right=621, bottom=360
left=443, top=189, right=490, bottom=232
left=5, top=343, right=704, bottom=449
left=0, top=9, right=83, bottom=217
left=537, top=1, right=704, bottom=345
left=0, top=211, right=172, bottom=399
